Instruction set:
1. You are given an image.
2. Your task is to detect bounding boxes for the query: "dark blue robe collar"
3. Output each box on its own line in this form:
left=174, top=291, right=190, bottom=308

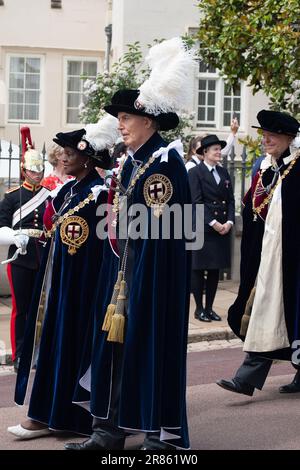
left=130, top=132, right=167, bottom=163
left=69, top=168, right=101, bottom=194
left=122, top=133, right=167, bottom=190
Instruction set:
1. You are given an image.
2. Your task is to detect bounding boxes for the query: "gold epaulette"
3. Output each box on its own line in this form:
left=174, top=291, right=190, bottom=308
left=6, top=186, right=20, bottom=194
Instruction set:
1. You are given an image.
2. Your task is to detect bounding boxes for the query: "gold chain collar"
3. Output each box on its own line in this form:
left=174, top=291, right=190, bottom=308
left=112, top=153, right=157, bottom=220
left=45, top=193, right=94, bottom=238
left=252, top=152, right=300, bottom=220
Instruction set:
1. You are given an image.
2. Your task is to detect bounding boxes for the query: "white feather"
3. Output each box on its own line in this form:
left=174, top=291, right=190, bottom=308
left=137, top=37, right=197, bottom=115
left=84, top=114, right=120, bottom=151
left=291, top=128, right=300, bottom=149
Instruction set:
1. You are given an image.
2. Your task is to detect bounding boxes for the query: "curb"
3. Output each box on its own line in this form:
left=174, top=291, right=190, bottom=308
left=0, top=329, right=237, bottom=365
left=1, top=351, right=12, bottom=366
left=188, top=327, right=237, bottom=344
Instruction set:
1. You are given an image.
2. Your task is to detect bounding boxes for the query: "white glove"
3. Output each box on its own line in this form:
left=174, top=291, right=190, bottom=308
left=13, top=233, right=29, bottom=254
left=0, top=227, right=16, bottom=246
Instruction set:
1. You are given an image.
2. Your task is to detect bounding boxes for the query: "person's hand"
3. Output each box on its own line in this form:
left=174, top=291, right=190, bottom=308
left=95, top=168, right=107, bottom=179
left=212, top=222, right=224, bottom=233
left=0, top=227, right=15, bottom=245
left=14, top=233, right=29, bottom=254
left=230, top=117, right=239, bottom=135
left=219, top=222, right=232, bottom=235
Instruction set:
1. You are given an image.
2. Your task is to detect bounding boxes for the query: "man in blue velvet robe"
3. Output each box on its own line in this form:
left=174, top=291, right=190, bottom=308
left=66, top=89, right=191, bottom=450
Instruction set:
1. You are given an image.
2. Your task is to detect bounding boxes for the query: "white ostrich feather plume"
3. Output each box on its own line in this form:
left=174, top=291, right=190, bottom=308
left=291, top=128, right=300, bottom=149
left=84, top=114, right=120, bottom=151
left=137, top=37, right=197, bottom=116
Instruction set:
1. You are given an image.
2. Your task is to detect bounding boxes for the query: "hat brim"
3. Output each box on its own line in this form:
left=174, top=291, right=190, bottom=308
left=104, top=104, right=179, bottom=131
left=251, top=125, right=297, bottom=137
left=53, top=136, right=111, bottom=165
left=196, top=140, right=227, bottom=155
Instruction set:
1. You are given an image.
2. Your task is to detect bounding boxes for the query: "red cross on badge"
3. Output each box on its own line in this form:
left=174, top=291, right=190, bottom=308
left=149, top=182, right=163, bottom=200
left=67, top=224, right=81, bottom=240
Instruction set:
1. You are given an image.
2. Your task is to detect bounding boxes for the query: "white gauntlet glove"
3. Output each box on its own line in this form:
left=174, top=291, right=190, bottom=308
left=0, top=227, right=16, bottom=246
left=13, top=233, right=29, bottom=254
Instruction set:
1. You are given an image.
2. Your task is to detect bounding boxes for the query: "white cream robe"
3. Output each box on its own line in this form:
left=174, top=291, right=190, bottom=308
left=243, top=154, right=295, bottom=352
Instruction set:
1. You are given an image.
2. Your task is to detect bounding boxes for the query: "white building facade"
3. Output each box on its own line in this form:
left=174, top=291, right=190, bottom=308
left=0, top=0, right=269, bottom=154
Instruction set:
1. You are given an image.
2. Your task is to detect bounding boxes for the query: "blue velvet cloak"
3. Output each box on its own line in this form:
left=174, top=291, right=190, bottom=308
left=90, top=133, right=191, bottom=448
left=15, top=169, right=107, bottom=435
left=228, top=152, right=300, bottom=361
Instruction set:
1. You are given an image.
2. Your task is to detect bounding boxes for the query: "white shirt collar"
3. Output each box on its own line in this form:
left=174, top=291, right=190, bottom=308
left=203, top=161, right=216, bottom=172
left=261, top=152, right=295, bottom=171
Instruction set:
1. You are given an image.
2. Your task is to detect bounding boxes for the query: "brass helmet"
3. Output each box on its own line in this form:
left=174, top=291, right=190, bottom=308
left=20, top=126, right=44, bottom=174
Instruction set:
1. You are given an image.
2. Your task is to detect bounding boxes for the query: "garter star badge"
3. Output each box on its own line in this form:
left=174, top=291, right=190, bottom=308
left=143, top=173, right=173, bottom=218
left=77, top=140, right=87, bottom=151
left=60, top=216, right=89, bottom=255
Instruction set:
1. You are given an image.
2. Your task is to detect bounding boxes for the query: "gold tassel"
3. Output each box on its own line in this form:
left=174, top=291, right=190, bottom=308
left=107, top=279, right=126, bottom=343
left=102, top=270, right=123, bottom=331
left=240, top=287, right=256, bottom=336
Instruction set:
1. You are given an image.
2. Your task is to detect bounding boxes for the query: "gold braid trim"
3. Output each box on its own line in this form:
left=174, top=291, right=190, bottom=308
left=112, top=154, right=156, bottom=220
left=45, top=192, right=94, bottom=238
left=252, top=152, right=300, bottom=219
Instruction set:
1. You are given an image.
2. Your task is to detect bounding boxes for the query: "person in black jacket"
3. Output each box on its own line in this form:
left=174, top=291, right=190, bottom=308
left=0, top=127, right=49, bottom=371
left=188, top=135, right=235, bottom=322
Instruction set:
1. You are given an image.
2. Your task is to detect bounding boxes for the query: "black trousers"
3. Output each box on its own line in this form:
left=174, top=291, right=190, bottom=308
left=191, top=269, right=219, bottom=311
left=91, top=343, right=126, bottom=450
left=235, top=353, right=273, bottom=390
left=7, top=263, right=38, bottom=361
left=91, top=344, right=174, bottom=450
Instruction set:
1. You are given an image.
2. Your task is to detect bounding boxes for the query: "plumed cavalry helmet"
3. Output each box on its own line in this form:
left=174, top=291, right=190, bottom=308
left=20, top=126, right=44, bottom=173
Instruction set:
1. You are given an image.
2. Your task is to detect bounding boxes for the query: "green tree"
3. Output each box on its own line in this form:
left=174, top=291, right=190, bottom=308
left=196, top=0, right=300, bottom=119
left=79, top=42, right=195, bottom=145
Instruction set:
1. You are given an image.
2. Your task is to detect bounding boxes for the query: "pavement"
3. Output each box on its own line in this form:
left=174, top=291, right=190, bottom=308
left=0, top=279, right=240, bottom=364
left=0, top=347, right=297, bottom=450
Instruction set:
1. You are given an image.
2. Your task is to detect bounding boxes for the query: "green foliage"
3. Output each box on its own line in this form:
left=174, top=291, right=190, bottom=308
left=238, top=135, right=263, bottom=168
left=79, top=41, right=195, bottom=145
left=197, top=0, right=300, bottom=119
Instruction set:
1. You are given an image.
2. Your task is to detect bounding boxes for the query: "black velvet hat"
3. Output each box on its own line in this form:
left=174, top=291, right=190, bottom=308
left=252, top=110, right=300, bottom=137
left=104, top=89, right=179, bottom=131
left=196, top=134, right=227, bottom=155
left=53, top=129, right=111, bottom=169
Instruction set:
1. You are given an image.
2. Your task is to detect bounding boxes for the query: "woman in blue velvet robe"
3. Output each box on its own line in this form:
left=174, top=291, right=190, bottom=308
left=9, top=128, right=113, bottom=437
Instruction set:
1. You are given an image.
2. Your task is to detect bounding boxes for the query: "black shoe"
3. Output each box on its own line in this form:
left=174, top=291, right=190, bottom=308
left=194, top=309, right=211, bottom=322
left=140, top=443, right=174, bottom=450
left=279, top=371, right=300, bottom=393
left=194, top=308, right=203, bottom=319
left=206, top=310, right=222, bottom=321
left=64, top=438, right=107, bottom=451
left=13, top=358, right=20, bottom=373
left=216, top=378, right=254, bottom=396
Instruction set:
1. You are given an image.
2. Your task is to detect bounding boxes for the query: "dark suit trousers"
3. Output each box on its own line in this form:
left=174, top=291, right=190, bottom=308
left=91, top=343, right=126, bottom=449
left=235, top=353, right=273, bottom=389
left=91, top=344, right=175, bottom=450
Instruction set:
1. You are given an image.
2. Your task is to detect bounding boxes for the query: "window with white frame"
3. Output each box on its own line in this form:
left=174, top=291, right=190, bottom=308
left=223, top=82, right=241, bottom=126
left=197, top=60, right=218, bottom=128
left=66, top=59, right=98, bottom=124
left=8, top=55, right=41, bottom=122
left=197, top=59, right=241, bottom=129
